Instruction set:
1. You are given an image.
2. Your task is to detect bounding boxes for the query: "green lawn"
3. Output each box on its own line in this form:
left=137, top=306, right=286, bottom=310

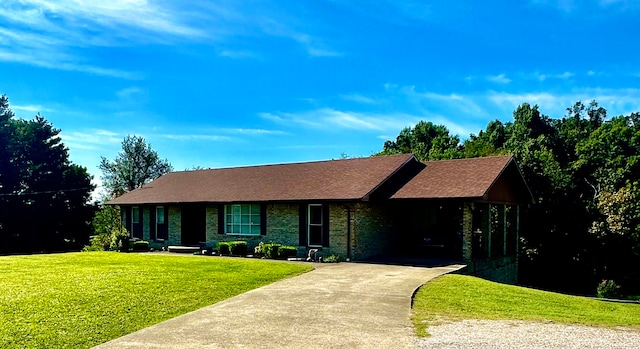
left=412, top=274, right=640, bottom=337
left=0, top=252, right=312, bottom=349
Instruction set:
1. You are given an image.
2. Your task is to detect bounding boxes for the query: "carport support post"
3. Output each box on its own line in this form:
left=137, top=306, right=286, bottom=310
left=516, top=205, right=520, bottom=257
left=503, top=204, right=507, bottom=256
left=461, top=202, right=473, bottom=263
left=486, top=204, right=492, bottom=259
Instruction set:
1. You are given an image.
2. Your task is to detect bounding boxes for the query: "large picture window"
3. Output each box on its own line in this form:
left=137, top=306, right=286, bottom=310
left=225, top=204, right=261, bottom=235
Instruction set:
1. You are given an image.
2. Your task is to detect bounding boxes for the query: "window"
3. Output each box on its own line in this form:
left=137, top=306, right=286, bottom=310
left=156, top=206, right=165, bottom=224
left=308, top=204, right=323, bottom=246
left=132, top=206, right=140, bottom=223
left=225, top=204, right=261, bottom=235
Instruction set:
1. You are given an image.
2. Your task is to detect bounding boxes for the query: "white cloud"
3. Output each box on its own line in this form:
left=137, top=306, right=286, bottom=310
left=0, top=1, right=342, bottom=76
left=160, top=134, right=232, bottom=141
left=489, top=91, right=561, bottom=108
left=487, top=74, right=511, bottom=84
left=223, top=128, right=287, bottom=136
left=532, top=0, right=640, bottom=12
left=11, top=104, right=53, bottom=113
left=532, top=71, right=574, bottom=81
left=340, top=94, right=378, bottom=104
left=261, top=108, right=418, bottom=131
left=488, top=88, right=640, bottom=117
left=0, top=0, right=208, bottom=77
left=60, top=129, right=122, bottom=150
left=258, top=19, right=341, bottom=57
left=260, top=105, right=479, bottom=138
left=219, top=50, right=260, bottom=59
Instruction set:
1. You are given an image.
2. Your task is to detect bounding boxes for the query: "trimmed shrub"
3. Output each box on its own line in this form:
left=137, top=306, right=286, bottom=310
left=323, top=255, right=341, bottom=263
left=216, top=242, right=230, bottom=255
left=228, top=241, right=248, bottom=256
left=262, top=243, right=281, bottom=259
left=132, top=240, right=149, bottom=252
left=597, top=279, right=621, bottom=299
left=278, top=245, right=298, bottom=258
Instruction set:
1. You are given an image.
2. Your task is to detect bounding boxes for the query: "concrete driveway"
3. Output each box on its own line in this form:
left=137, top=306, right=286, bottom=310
left=95, top=262, right=464, bottom=349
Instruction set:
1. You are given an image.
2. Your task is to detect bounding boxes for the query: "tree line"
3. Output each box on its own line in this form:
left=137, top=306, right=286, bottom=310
left=381, top=101, right=640, bottom=296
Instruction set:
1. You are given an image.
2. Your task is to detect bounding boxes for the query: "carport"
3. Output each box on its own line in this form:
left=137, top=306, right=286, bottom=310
left=388, top=156, right=534, bottom=283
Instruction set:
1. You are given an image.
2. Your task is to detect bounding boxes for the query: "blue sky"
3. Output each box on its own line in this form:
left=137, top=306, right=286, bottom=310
left=3, top=0, right=640, bottom=196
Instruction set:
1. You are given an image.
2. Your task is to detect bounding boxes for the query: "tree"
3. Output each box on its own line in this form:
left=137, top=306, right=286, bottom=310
left=380, top=121, right=462, bottom=161
left=99, top=135, right=173, bottom=198
left=463, top=120, right=508, bottom=157
left=0, top=95, right=95, bottom=253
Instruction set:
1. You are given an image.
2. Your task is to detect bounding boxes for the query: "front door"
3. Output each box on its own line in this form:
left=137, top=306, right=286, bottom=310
left=181, top=204, right=206, bottom=246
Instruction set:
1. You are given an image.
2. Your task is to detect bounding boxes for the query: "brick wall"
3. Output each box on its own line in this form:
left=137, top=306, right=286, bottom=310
left=466, top=256, right=518, bottom=284
left=351, top=203, right=393, bottom=260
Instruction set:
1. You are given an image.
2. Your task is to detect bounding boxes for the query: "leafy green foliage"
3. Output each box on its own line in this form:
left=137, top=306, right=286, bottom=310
left=228, top=241, right=248, bottom=255
left=0, top=252, right=311, bottom=348
left=110, top=229, right=130, bottom=252
left=216, top=241, right=230, bottom=255
left=0, top=94, right=95, bottom=254
left=323, top=254, right=341, bottom=263
left=99, top=135, right=172, bottom=198
left=277, top=245, right=298, bottom=258
left=261, top=243, right=281, bottom=259
left=132, top=240, right=149, bottom=252
left=87, top=204, right=127, bottom=251
left=412, top=275, right=640, bottom=337
left=597, top=280, right=621, bottom=299
left=380, top=120, right=463, bottom=160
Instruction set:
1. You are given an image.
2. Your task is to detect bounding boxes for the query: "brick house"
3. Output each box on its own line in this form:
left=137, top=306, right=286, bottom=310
left=107, top=153, right=532, bottom=283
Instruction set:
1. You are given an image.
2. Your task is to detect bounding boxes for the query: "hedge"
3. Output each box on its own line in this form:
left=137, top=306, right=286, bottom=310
left=228, top=241, right=248, bottom=256
left=277, top=245, right=298, bottom=258
left=132, top=240, right=149, bottom=252
left=216, top=242, right=230, bottom=255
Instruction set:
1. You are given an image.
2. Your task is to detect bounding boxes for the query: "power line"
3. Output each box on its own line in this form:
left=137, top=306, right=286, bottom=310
left=0, top=187, right=93, bottom=197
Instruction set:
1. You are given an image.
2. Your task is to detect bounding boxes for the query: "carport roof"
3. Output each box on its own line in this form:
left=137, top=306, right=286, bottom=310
left=392, top=155, right=533, bottom=203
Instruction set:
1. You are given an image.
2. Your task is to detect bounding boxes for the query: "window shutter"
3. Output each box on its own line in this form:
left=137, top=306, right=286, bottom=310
left=123, top=206, right=131, bottom=235
left=162, top=207, right=169, bottom=240
left=322, top=203, right=330, bottom=247
left=260, top=204, right=267, bottom=235
left=298, top=204, right=307, bottom=246
left=217, top=205, right=225, bottom=234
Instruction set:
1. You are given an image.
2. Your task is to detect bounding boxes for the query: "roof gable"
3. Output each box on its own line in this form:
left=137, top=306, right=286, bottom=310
left=391, top=156, right=533, bottom=204
left=108, top=153, right=417, bottom=205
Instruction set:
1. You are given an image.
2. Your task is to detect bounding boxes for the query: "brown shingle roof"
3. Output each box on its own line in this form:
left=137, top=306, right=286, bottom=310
left=391, top=156, right=515, bottom=199
left=107, top=153, right=417, bottom=205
